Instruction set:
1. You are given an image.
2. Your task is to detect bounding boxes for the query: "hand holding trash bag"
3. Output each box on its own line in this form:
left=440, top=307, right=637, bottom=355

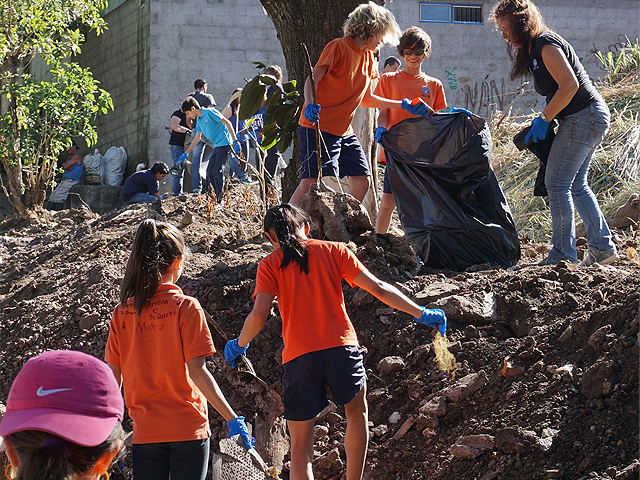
left=224, top=339, right=248, bottom=368
left=304, top=104, right=321, bottom=122
left=374, top=126, right=387, bottom=143
left=402, top=97, right=433, bottom=117
left=414, top=307, right=447, bottom=336
left=227, top=416, right=255, bottom=449
left=525, top=115, right=551, bottom=144
left=450, top=107, right=472, bottom=116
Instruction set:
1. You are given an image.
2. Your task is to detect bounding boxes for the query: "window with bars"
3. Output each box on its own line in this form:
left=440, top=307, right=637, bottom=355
left=419, top=3, right=483, bottom=24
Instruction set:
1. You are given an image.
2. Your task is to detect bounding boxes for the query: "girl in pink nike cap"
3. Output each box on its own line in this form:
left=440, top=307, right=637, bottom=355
left=0, top=349, right=125, bottom=480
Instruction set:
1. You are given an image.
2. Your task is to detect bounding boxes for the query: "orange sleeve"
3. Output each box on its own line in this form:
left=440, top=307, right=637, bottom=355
left=337, top=244, right=366, bottom=286
left=179, top=298, right=216, bottom=361
left=105, top=308, right=121, bottom=366
left=373, top=73, right=388, bottom=97
left=433, top=80, right=448, bottom=112
left=316, top=39, right=342, bottom=73
left=253, top=258, right=278, bottom=300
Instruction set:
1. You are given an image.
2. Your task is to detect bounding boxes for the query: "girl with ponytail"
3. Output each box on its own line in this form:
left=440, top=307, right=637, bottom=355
left=106, top=219, right=252, bottom=480
left=225, top=204, right=447, bottom=480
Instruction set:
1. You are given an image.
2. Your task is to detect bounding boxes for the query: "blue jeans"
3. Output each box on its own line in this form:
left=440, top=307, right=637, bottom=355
left=123, top=192, right=157, bottom=204
left=170, top=145, right=185, bottom=195
left=132, top=438, right=210, bottom=480
left=191, top=140, right=214, bottom=194
left=206, top=145, right=231, bottom=202
left=545, top=101, right=615, bottom=263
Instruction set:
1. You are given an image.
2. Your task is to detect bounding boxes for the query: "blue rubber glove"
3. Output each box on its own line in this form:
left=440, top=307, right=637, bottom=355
left=402, top=97, right=433, bottom=117
left=178, top=152, right=188, bottom=164
left=232, top=141, right=243, bottom=158
left=450, top=107, right=472, bottom=116
left=414, top=307, right=447, bottom=337
left=224, top=338, right=248, bottom=369
left=304, top=103, right=321, bottom=122
left=374, top=126, right=387, bottom=143
left=525, top=115, right=551, bottom=144
left=228, top=416, right=255, bottom=450
left=160, top=194, right=167, bottom=200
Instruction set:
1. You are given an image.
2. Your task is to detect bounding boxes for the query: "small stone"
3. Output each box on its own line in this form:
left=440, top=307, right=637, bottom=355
left=419, top=395, right=447, bottom=417
left=79, top=313, right=100, bottom=331
left=502, top=357, right=525, bottom=377
left=377, top=356, right=405, bottom=374
left=558, top=325, right=573, bottom=342
left=352, top=288, right=375, bottom=306
left=388, top=411, right=401, bottom=424
left=441, top=370, right=488, bottom=403
left=181, top=211, right=193, bottom=225
left=464, top=325, right=480, bottom=340
left=372, top=424, right=388, bottom=437
left=313, top=425, right=329, bottom=439
left=588, top=324, right=612, bottom=349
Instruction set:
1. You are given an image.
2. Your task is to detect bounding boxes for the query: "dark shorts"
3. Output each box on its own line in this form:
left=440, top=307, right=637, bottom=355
left=282, top=345, right=366, bottom=421
left=382, top=166, right=392, bottom=194
left=298, top=126, right=370, bottom=179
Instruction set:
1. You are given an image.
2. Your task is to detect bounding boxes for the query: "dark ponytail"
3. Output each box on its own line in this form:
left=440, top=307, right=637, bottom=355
left=120, top=219, right=185, bottom=316
left=264, top=204, right=310, bottom=274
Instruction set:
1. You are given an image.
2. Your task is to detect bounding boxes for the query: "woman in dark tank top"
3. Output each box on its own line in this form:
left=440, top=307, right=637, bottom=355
left=490, top=0, right=618, bottom=267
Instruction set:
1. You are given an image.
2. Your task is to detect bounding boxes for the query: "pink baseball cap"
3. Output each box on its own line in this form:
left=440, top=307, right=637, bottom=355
left=0, top=350, right=124, bottom=447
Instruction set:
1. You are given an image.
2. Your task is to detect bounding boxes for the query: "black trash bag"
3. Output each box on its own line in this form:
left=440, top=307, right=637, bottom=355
left=380, top=113, right=520, bottom=271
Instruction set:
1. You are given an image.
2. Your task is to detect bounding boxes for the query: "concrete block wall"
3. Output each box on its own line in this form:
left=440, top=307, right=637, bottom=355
left=379, top=0, right=640, bottom=118
left=148, top=0, right=287, bottom=166
left=78, top=0, right=151, bottom=176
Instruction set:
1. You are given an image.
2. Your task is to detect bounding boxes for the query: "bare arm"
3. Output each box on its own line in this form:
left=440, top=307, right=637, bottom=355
left=62, top=153, right=82, bottom=170
left=237, top=292, right=274, bottom=347
left=352, top=269, right=423, bottom=318
left=220, top=116, right=238, bottom=143
left=304, top=64, right=329, bottom=105
left=108, top=364, right=122, bottom=388
left=171, top=115, right=189, bottom=133
left=377, top=107, right=390, bottom=129
left=540, top=44, right=579, bottom=121
left=184, top=131, right=202, bottom=155
left=187, top=355, right=237, bottom=422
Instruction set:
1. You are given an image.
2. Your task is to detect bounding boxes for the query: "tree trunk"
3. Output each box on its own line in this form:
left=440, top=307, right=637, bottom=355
left=259, top=0, right=381, bottom=202
left=1, top=55, right=27, bottom=215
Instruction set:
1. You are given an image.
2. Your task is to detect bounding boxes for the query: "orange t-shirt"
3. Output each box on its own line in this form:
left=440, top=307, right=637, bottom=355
left=253, top=239, right=366, bottom=364
left=105, top=284, right=215, bottom=444
left=298, top=36, right=379, bottom=137
left=374, top=71, right=447, bottom=162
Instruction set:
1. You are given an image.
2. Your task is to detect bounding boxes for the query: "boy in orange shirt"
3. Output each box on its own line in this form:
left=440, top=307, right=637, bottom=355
left=290, top=2, right=434, bottom=205
left=374, top=27, right=448, bottom=234
left=225, top=204, right=447, bottom=480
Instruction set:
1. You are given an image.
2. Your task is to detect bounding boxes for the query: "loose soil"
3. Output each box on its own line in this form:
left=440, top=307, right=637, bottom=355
left=0, top=190, right=638, bottom=480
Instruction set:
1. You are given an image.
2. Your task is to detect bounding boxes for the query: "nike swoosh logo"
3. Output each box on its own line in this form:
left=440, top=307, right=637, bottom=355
left=37, top=387, right=74, bottom=396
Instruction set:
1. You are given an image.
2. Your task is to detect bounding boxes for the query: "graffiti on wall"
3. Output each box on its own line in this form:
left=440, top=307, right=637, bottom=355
left=445, top=67, right=458, bottom=90
left=460, top=77, right=511, bottom=117
left=585, top=34, right=634, bottom=68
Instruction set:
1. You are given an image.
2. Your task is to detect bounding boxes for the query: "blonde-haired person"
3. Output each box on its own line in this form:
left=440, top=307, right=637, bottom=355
left=0, top=350, right=125, bottom=480
left=290, top=1, right=435, bottom=205
left=491, top=0, right=617, bottom=267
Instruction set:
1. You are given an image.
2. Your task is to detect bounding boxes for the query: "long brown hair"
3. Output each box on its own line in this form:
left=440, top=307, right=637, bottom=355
left=264, top=204, right=310, bottom=274
left=6, top=424, right=123, bottom=480
left=490, top=0, right=549, bottom=80
left=120, top=219, right=185, bottom=316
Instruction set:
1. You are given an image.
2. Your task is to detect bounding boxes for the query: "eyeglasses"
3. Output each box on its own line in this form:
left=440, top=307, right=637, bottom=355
left=401, top=48, right=426, bottom=57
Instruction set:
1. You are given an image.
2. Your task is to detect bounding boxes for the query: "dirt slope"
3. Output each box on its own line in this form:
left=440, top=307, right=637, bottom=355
left=0, top=195, right=637, bottom=480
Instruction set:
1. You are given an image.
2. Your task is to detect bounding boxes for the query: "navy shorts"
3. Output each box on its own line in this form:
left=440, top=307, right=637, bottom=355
left=282, top=345, right=366, bottom=421
left=382, top=166, right=392, bottom=194
left=298, top=126, right=370, bottom=180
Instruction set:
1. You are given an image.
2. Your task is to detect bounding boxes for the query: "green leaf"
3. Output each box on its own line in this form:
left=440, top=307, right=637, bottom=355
left=258, top=74, right=277, bottom=86
left=277, top=130, right=293, bottom=153
left=282, top=80, right=297, bottom=93
left=238, top=76, right=266, bottom=120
